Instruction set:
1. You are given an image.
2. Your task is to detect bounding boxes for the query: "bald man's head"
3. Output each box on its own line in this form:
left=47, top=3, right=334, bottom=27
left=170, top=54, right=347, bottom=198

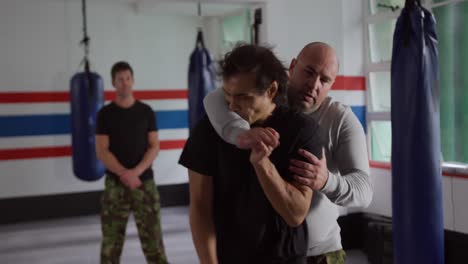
left=297, top=42, right=339, bottom=74
left=287, top=42, right=339, bottom=113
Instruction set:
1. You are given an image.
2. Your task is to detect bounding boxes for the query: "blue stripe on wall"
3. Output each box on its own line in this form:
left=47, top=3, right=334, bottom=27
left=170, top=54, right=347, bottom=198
left=0, top=110, right=188, bottom=137
left=156, top=110, right=188, bottom=130
left=0, top=114, right=70, bottom=137
left=1, top=108, right=364, bottom=137
left=350, top=106, right=366, bottom=132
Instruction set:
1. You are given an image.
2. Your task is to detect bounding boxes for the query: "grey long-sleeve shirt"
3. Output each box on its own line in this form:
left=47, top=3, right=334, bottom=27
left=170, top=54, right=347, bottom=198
left=203, top=88, right=373, bottom=256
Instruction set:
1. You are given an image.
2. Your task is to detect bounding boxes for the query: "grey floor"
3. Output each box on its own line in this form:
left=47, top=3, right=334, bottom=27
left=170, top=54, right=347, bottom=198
left=0, top=206, right=369, bottom=264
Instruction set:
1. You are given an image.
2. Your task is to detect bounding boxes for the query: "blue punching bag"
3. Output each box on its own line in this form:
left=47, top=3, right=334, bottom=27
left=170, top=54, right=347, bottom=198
left=188, top=30, right=216, bottom=132
left=70, top=70, right=105, bottom=181
left=391, top=1, right=444, bottom=264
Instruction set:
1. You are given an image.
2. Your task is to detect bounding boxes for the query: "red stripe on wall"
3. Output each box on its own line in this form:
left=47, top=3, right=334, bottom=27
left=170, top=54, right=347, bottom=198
left=0, top=90, right=188, bottom=103
left=160, top=140, right=187, bottom=150
left=0, top=92, right=70, bottom=103
left=369, top=160, right=392, bottom=170
left=0, top=76, right=365, bottom=103
left=104, top=90, right=188, bottom=100
left=0, top=140, right=187, bottom=161
left=0, top=146, right=71, bottom=160
left=443, top=172, right=468, bottom=180
left=332, top=76, right=366, bottom=91
left=369, top=160, right=468, bottom=179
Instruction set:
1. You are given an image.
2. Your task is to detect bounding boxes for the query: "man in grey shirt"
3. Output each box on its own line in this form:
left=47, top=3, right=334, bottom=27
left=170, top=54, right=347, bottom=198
left=203, top=42, right=372, bottom=264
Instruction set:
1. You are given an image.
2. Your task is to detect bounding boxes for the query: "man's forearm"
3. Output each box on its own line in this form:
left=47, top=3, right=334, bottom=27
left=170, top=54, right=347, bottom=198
left=321, top=109, right=373, bottom=207
left=189, top=205, right=217, bottom=264
left=135, top=145, right=159, bottom=175
left=252, top=159, right=312, bottom=227
left=203, top=88, right=250, bottom=145
left=97, top=150, right=126, bottom=175
left=322, top=169, right=373, bottom=207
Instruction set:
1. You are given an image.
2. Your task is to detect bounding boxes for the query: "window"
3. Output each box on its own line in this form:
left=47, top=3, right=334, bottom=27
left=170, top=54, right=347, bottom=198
left=364, top=0, right=402, bottom=163
left=364, top=0, right=468, bottom=167
left=432, top=1, right=468, bottom=164
left=221, top=9, right=251, bottom=55
left=368, top=19, right=397, bottom=63
left=369, top=121, right=392, bottom=162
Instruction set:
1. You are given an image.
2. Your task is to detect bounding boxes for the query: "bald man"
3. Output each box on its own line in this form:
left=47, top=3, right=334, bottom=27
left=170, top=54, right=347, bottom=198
left=203, top=42, right=372, bottom=264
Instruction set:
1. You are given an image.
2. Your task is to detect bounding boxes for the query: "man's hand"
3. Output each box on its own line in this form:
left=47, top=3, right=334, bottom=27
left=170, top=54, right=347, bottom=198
left=119, top=168, right=143, bottom=190
left=289, top=148, right=329, bottom=190
left=250, top=140, right=275, bottom=165
left=237, top=127, right=279, bottom=149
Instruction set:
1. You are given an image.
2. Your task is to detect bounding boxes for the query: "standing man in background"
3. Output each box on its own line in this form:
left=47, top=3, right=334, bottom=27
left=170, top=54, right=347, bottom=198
left=203, top=42, right=373, bottom=264
left=96, top=61, right=168, bottom=264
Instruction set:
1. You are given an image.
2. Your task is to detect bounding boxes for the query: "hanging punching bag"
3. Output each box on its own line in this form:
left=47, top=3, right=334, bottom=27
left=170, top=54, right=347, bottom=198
left=391, top=1, right=444, bottom=263
left=69, top=0, right=105, bottom=181
left=188, top=30, right=216, bottom=132
left=70, top=69, right=105, bottom=181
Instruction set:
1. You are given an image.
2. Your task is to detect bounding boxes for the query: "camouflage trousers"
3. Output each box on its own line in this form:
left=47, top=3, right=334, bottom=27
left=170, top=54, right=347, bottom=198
left=306, top=250, right=346, bottom=264
left=100, top=176, right=168, bottom=264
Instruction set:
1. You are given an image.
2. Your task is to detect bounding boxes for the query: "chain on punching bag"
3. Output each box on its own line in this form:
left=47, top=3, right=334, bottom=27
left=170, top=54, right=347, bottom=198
left=70, top=0, right=105, bottom=181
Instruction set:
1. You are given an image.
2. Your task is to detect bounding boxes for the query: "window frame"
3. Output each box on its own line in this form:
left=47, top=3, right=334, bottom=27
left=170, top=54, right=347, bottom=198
left=363, top=0, right=468, bottom=175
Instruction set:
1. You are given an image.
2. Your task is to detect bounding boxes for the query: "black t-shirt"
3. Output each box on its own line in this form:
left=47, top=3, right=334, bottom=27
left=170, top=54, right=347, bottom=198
left=96, top=100, right=157, bottom=181
left=179, top=105, right=323, bottom=263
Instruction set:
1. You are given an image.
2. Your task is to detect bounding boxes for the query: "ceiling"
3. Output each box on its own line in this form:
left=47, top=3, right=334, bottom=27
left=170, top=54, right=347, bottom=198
left=63, top=0, right=266, bottom=16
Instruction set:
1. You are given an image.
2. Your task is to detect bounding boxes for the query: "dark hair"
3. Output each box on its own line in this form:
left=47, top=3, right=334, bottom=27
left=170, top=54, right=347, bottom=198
left=219, top=44, right=288, bottom=105
left=111, top=61, right=133, bottom=80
